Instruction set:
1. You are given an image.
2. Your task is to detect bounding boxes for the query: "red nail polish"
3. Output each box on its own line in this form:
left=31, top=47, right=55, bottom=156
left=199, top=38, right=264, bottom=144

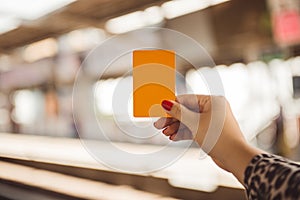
left=162, top=128, right=167, bottom=134
left=161, top=100, right=173, bottom=111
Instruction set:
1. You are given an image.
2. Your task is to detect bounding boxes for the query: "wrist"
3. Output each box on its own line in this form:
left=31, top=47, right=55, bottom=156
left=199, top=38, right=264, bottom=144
left=222, top=141, right=263, bottom=184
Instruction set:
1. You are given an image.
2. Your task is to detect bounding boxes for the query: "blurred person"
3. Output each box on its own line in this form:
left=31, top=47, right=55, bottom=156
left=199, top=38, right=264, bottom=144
left=154, top=95, right=300, bottom=200
left=45, top=88, right=58, bottom=118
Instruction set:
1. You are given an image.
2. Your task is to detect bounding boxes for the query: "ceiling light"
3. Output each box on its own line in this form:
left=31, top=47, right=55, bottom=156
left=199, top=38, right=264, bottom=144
left=105, top=11, right=146, bottom=34
left=0, top=0, right=76, bottom=20
left=143, top=6, right=164, bottom=25
left=66, top=28, right=106, bottom=52
left=105, top=6, right=164, bottom=34
left=0, top=16, right=20, bottom=34
left=23, top=38, right=58, bottom=62
left=211, top=0, right=230, bottom=5
left=162, top=0, right=230, bottom=19
left=162, top=0, right=210, bottom=19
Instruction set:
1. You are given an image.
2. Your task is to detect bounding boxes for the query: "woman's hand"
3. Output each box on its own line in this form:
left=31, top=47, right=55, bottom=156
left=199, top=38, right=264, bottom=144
left=153, top=94, right=263, bottom=184
left=154, top=95, right=245, bottom=158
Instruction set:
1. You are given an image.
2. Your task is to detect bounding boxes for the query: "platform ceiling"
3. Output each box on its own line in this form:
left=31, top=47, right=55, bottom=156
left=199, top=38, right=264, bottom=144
left=0, top=0, right=169, bottom=53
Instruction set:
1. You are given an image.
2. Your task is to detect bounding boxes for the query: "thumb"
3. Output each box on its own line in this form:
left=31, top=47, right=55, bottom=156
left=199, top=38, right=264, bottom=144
left=161, top=100, right=199, bottom=133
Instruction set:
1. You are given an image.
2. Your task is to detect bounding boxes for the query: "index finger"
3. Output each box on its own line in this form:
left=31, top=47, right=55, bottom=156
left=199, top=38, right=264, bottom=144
left=176, top=94, right=210, bottom=113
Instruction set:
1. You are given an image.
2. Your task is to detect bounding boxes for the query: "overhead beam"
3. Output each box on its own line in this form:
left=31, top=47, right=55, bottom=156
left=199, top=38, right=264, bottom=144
left=0, top=0, right=169, bottom=51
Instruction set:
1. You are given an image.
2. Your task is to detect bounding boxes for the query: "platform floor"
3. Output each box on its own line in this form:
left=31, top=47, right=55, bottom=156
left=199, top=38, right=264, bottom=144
left=0, top=160, right=180, bottom=200
left=0, top=133, right=243, bottom=194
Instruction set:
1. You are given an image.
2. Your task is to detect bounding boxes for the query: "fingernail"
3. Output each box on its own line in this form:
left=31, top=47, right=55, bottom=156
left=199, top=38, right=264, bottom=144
left=169, top=134, right=175, bottom=140
left=162, top=126, right=168, bottom=134
left=161, top=100, right=173, bottom=111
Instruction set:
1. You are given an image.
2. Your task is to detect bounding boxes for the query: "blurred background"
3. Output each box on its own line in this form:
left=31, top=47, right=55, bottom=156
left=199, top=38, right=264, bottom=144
left=0, top=0, right=300, bottom=199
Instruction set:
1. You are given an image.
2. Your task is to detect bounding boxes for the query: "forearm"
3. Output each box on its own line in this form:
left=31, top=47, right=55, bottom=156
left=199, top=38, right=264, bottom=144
left=222, top=142, right=263, bottom=184
left=209, top=116, right=264, bottom=184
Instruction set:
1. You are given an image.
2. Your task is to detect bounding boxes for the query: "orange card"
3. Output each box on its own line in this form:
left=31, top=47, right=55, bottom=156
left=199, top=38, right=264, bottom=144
left=133, top=50, right=175, bottom=117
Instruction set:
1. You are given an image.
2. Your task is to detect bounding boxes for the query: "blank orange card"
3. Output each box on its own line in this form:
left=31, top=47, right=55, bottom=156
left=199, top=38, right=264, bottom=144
left=133, top=50, right=175, bottom=117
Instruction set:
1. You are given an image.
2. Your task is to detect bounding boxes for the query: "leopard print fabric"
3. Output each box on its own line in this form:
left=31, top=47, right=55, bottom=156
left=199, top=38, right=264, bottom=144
left=244, top=153, right=300, bottom=200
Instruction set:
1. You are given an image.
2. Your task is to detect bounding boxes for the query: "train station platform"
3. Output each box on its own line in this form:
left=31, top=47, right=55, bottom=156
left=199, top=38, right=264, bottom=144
left=0, top=133, right=246, bottom=200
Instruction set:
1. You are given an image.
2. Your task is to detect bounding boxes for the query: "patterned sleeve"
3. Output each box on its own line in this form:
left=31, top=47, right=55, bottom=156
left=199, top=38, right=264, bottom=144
left=244, top=153, right=300, bottom=200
